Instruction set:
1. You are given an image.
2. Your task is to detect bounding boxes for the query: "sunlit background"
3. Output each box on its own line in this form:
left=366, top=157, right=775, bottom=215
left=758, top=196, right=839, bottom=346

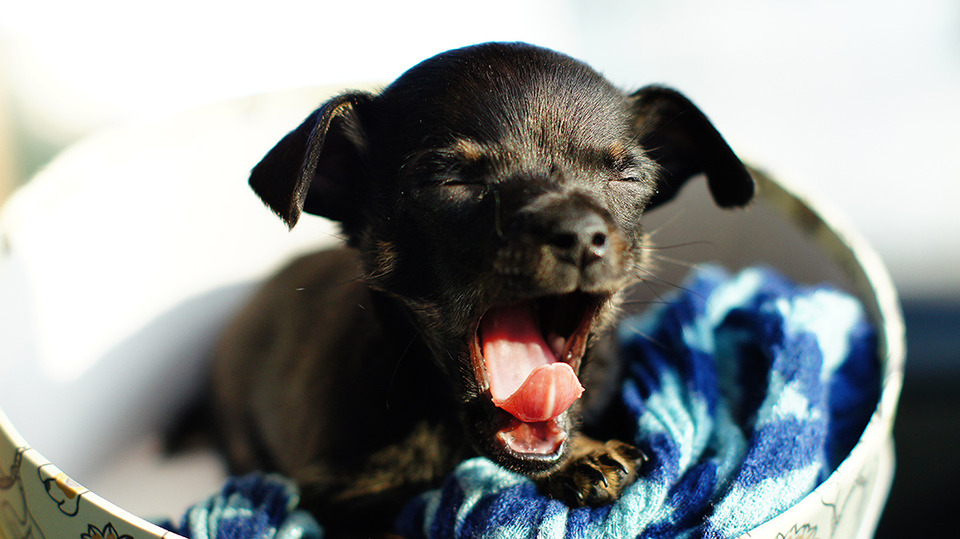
left=1, top=0, right=958, bottom=536
left=2, top=0, right=958, bottom=296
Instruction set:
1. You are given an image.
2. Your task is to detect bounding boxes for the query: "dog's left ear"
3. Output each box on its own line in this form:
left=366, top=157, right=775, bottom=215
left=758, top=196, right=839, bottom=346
left=631, top=86, right=754, bottom=209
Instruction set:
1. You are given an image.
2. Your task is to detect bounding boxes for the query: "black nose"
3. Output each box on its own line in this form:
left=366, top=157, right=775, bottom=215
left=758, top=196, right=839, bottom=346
left=546, top=211, right=609, bottom=268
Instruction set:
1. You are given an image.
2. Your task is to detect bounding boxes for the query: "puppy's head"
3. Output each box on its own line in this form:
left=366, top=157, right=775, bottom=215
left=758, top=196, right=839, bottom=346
left=249, top=43, right=754, bottom=476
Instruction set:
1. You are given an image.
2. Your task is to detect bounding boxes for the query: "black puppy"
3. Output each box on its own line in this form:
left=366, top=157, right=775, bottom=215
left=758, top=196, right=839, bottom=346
left=211, top=42, right=753, bottom=537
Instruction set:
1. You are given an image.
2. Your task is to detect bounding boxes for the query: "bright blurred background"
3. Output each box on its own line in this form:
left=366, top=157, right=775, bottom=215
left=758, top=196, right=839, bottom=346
left=1, top=0, right=957, bottom=535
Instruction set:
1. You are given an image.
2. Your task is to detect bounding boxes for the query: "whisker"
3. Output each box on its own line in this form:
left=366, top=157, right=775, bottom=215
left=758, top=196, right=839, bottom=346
left=641, top=240, right=714, bottom=251
left=634, top=267, right=670, bottom=307
left=618, top=320, right=669, bottom=351
left=634, top=265, right=707, bottom=304
left=619, top=298, right=668, bottom=307
left=493, top=189, right=505, bottom=240
left=295, top=272, right=368, bottom=293
left=645, top=252, right=703, bottom=271
left=321, top=230, right=349, bottom=242
left=385, top=336, right=418, bottom=410
left=642, top=209, right=687, bottom=239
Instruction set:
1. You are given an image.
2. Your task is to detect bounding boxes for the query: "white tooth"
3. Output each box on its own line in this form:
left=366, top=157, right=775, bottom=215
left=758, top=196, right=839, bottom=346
left=548, top=333, right=566, bottom=358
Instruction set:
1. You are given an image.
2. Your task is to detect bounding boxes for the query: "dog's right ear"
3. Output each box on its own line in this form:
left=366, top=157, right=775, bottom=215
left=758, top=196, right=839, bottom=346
left=630, top=86, right=754, bottom=210
left=249, top=91, right=374, bottom=229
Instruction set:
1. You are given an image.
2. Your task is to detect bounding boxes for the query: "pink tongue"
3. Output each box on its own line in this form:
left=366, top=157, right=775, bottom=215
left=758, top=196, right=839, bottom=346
left=480, top=303, right=584, bottom=423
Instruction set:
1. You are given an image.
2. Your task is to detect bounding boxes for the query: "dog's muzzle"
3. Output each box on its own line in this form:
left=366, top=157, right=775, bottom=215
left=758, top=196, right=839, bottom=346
left=467, top=191, right=633, bottom=462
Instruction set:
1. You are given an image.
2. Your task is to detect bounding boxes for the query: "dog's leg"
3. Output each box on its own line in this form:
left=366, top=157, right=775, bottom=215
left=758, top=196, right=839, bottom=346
left=538, top=435, right=647, bottom=507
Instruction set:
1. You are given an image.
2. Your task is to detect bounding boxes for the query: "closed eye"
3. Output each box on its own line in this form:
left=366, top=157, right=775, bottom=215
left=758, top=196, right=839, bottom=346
left=610, top=161, right=657, bottom=187
left=438, top=178, right=485, bottom=187
left=415, top=177, right=488, bottom=192
left=419, top=177, right=489, bottom=206
left=610, top=169, right=650, bottom=183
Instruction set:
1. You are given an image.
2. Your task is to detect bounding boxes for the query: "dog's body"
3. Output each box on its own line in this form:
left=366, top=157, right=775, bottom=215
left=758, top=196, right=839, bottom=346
left=211, top=43, right=753, bottom=537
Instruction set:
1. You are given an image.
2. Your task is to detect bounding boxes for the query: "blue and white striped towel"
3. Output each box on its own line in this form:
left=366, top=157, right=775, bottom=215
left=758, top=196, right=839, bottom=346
left=166, top=266, right=879, bottom=539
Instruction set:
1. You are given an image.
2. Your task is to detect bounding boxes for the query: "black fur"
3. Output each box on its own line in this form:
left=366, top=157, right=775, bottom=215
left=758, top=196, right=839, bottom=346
left=212, top=42, right=753, bottom=537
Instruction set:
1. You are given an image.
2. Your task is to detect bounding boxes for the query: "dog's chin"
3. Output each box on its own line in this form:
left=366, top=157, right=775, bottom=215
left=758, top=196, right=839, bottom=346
left=463, top=290, right=607, bottom=475
left=462, top=399, right=574, bottom=476
left=485, top=409, right=574, bottom=476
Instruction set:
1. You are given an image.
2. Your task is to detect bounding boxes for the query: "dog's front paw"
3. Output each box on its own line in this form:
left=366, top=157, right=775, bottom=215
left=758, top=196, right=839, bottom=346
left=539, top=438, right=647, bottom=507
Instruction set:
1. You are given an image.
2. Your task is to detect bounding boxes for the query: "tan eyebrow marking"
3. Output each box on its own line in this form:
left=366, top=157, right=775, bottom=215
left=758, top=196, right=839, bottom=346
left=452, top=138, right=488, bottom=162
left=608, top=141, right=629, bottom=161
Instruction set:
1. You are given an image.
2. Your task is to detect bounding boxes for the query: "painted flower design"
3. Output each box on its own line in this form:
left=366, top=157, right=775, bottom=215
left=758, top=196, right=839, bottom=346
left=776, top=523, right=819, bottom=539
left=81, top=523, right=133, bottom=539
left=45, top=472, right=86, bottom=516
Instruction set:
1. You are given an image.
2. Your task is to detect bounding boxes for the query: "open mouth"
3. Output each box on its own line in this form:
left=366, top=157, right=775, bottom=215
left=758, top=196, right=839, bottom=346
left=474, top=292, right=602, bottom=459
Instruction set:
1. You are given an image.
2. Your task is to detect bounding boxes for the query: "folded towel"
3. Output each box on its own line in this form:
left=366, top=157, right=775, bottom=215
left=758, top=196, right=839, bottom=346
left=166, top=266, right=879, bottom=539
